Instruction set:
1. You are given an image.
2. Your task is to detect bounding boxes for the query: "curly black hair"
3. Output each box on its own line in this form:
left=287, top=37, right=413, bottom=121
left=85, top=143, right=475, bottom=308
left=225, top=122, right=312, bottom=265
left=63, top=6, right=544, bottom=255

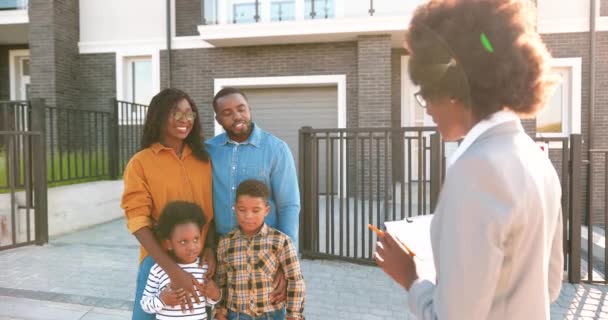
left=236, top=179, right=270, bottom=203
left=212, top=87, right=248, bottom=112
left=406, top=0, right=554, bottom=120
left=156, top=201, right=206, bottom=240
left=141, top=88, right=209, bottom=161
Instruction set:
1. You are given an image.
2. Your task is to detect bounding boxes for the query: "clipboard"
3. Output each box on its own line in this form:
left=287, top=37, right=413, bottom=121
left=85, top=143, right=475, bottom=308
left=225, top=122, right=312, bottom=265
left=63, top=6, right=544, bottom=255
left=384, top=215, right=436, bottom=283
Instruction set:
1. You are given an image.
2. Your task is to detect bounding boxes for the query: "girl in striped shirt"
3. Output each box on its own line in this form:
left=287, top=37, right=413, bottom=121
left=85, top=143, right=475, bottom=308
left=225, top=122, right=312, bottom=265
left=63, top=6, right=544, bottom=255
left=141, top=201, right=221, bottom=319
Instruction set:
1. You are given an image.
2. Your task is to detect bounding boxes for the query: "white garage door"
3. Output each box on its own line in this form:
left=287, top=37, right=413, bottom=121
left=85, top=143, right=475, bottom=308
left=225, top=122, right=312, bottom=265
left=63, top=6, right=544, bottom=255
left=242, top=86, right=338, bottom=170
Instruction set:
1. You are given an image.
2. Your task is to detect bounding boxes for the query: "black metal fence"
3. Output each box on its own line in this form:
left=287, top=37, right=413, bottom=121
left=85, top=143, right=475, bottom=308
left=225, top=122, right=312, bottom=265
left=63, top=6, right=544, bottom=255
left=533, top=135, right=581, bottom=283
left=0, top=99, right=48, bottom=250
left=44, top=106, right=112, bottom=183
left=299, top=127, right=588, bottom=284
left=584, top=148, right=608, bottom=284
left=0, top=99, right=146, bottom=189
left=115, top=100, right=148, bottom=177
left=298, top=126, right=442, bottom=264
left=0, top=99, right=147, bottom=250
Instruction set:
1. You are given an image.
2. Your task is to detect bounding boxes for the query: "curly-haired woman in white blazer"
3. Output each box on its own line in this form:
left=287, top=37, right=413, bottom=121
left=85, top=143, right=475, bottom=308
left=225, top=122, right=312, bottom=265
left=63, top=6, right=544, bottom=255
left=374, top=1, right=563, bottom=319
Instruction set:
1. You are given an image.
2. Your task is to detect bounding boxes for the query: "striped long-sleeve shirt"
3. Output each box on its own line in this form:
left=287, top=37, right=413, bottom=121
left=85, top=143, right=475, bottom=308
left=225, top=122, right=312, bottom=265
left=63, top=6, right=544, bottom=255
left=141, top=259, right=219, bottom=320
left=215, top=224, right=305, bottom=319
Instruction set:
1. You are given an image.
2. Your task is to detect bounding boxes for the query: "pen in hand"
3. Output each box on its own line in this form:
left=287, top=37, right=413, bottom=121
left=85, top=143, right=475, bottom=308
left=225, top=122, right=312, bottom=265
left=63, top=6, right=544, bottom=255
left=369, top=224, right=421, bottom=260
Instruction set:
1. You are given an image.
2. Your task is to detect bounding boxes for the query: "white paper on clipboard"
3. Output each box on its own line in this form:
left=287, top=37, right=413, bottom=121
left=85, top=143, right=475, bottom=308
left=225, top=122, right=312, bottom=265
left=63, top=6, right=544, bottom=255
left=384, top=215, right=436, bottom=283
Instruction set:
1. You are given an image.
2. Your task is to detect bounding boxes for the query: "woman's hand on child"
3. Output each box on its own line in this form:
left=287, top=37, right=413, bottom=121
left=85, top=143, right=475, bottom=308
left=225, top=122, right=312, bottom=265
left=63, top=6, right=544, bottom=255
left=270, top=267, right=287, bottom=304
left=201, top=248, right=217, bottom=279
left=201, top=278, right=221, bottom=301
left=159, top=286, right=184, bottom=307
left=168, top=268, right=205, bottom=313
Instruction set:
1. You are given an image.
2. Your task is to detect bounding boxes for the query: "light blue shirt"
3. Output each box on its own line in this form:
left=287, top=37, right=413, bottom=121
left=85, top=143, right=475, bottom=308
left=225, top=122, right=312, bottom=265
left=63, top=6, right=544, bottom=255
left=205, top=124, right=300, bottom=250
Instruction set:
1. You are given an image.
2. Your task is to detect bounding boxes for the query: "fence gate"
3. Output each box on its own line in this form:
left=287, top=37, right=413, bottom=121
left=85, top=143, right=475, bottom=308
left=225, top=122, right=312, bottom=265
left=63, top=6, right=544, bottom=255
left=0, top=99, right=48, bottom=250
left=298, top=126, right=442, bottom=264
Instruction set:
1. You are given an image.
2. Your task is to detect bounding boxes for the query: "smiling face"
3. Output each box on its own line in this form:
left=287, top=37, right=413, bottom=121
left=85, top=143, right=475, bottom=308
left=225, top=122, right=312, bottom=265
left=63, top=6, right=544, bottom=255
left=214, top=93, right=253, bottom=143
left=162, top=98, right=195, bottom=147
left=235, top=195, right=269, bottom=236
left=164, top=222, right=202, bottom=264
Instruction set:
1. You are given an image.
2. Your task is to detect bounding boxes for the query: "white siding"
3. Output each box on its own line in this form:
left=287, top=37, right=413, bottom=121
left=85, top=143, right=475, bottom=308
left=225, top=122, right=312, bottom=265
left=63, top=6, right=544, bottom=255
left=79, top=0, right=166, bottom=43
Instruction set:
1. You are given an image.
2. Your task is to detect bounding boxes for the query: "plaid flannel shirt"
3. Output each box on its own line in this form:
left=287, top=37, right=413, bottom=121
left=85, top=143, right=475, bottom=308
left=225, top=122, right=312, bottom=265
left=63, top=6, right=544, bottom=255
left=215, top=224, right=305, bottom=319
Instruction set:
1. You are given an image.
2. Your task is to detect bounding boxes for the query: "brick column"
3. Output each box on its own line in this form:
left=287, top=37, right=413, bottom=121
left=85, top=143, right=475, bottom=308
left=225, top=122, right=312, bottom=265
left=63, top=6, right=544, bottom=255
left=29, top=0, right=80, bottom=109
left=357, top=35, right=392, bottom=127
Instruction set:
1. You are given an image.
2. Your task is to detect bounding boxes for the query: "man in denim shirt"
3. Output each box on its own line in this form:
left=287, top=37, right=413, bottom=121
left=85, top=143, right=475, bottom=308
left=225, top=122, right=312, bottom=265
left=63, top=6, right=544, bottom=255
left=205, top=87, right=300, bottom=304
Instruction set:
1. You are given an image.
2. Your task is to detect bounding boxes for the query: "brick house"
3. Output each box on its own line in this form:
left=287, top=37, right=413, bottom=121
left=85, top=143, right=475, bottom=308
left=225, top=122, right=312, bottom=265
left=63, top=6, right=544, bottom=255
left=0, top=0, right=606, bottom=220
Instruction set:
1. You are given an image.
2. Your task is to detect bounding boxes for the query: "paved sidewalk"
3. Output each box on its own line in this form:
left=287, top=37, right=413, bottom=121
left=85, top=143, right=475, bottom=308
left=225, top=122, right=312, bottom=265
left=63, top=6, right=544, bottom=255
left=0, top=218, right=607, bottom=320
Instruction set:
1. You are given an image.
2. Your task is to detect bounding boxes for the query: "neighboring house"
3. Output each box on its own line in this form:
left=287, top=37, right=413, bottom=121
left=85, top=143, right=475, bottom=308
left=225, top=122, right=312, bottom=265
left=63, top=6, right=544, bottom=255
left=0, top=0, right=606, bottom=219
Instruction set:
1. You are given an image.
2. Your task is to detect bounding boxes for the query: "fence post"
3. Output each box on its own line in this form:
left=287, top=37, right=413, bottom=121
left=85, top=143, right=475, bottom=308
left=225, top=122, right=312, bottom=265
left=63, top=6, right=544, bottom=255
left=30, top=98, right=48, bottom=245
left=429, top=132, right=443, bottom=213
left=568, top=134, right=582, bottom=283
left=108, top=98, right=119, bottom=180
left=299, top=126, right=313, bottom=254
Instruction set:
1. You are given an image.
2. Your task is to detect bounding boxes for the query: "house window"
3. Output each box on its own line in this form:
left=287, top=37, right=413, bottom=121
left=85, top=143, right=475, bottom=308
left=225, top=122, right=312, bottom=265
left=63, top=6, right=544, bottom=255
left=232, top=1, right=258, bottom=23
left=9, top=49, right=30, bottom=100
left=120, top=56, right=153, bottom=125
left=536, top=58, right=581, bottom=138
left=0, top=0, right=28, bottom=10
left=202, top=0, right=218, bottom=24
left=305, top=0, right=334, bottom=19
left=271, top=0, right=295, bottom=21
left=126, top=57, right=153, bottom=105
left=537, top=69, right=568, bottom=135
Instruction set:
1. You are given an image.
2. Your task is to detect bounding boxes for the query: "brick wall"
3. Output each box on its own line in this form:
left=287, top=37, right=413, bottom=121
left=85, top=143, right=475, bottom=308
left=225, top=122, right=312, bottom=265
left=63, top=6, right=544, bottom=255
left=79, top=53, right=116, bottom=113
left=357, top=35, right=392, bottom=127
left=542, top=31, right=608, bottom=223
left=391, top=49, right=404, bottom=128
left=29, top=0, right=80, bottom=109
left=590, top=32, right=608, bottom=222
left=161, top=41, right=359, bottom=139
left=29, top=0, right=56, bottom=106
left=175, top=0, right=200, bottom=37
left=0, top=45, right=29, bottom=101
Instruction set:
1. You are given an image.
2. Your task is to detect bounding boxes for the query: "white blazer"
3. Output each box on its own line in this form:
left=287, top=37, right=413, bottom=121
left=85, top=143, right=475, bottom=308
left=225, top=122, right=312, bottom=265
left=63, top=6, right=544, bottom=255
left=408, top=119, right=564, bottom=320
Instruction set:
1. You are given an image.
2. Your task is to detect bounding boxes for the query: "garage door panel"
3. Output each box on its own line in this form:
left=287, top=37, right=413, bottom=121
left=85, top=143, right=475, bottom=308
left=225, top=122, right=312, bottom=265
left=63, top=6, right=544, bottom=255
left=242, top=86, right=338, bottom=194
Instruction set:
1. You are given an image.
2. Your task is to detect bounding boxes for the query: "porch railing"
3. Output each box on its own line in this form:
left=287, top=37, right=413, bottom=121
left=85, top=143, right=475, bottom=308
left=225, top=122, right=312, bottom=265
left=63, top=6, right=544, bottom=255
left=200, top=0, right=420, bottom=25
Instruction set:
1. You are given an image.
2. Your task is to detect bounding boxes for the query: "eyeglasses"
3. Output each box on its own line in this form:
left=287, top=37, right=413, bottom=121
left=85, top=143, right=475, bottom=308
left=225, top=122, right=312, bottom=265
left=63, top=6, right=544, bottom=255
left=414, top=90, right=428, bottom=108
left=172, top=110, right=197, bottom=122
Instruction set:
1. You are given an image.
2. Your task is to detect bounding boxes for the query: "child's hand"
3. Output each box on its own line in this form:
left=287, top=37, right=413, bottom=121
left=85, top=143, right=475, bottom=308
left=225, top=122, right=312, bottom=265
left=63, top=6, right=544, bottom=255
left=201, top=279, right=221, bottom=301
left=286, top=317, right=298, bottom=320
left=159, top=286, right=183, bottom=307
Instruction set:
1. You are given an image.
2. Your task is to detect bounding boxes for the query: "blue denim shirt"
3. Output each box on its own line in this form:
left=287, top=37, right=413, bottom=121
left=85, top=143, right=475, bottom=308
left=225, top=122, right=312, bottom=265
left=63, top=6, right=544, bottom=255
left=205, top=124, right=300, bottom=249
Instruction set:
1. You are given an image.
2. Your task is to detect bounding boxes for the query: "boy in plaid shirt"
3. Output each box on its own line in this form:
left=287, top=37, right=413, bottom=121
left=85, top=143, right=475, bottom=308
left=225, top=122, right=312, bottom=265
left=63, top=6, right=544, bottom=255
left=215, top=179, right=305, bottom=320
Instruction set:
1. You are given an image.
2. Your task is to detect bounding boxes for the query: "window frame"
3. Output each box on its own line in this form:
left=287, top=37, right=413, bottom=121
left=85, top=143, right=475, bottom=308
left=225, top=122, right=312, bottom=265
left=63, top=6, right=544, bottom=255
left=535, top=57, right=582, bottom=138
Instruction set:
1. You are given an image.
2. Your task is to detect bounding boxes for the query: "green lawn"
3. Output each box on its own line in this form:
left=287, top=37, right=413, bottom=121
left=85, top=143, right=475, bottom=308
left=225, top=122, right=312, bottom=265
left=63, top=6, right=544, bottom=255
left=0, top=149, right=111, bottom=193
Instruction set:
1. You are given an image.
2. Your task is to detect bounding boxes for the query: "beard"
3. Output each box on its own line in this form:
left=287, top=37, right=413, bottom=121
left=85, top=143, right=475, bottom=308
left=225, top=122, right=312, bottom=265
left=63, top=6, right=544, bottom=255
left=227, top=119, right=253, bottom=139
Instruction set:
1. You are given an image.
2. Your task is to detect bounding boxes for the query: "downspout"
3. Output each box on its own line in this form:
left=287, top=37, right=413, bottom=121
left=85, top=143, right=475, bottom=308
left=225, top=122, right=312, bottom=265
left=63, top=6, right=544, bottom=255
left=586, top=0, right=597, bottom=223
left=166, top=0, right=172, bottom=88
left=589, top=0, right=597, bottom=150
